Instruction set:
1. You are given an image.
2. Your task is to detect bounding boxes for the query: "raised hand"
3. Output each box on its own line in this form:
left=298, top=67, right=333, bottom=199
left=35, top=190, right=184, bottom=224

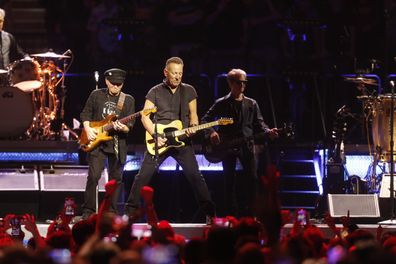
left=141, top=186, right=154, bottom=206
left=105, top=179, right=118, bottom=197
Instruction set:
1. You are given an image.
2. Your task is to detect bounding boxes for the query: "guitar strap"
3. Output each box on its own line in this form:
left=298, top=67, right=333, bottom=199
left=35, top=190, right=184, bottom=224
left=114, top=92, right=126, bottom=159
left=116, top=92, right=126, bottom=114
left=179, top=83, right=186, bottom=127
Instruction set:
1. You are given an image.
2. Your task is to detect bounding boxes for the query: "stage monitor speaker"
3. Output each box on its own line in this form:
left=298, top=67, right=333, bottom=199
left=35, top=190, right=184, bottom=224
left=379, top=174, right=396, bottom=198
left=39, top=165, right=108, bottom=192
left=328, top=194, right=380, bottom=217
left=0, top=168, right=39, bottom=190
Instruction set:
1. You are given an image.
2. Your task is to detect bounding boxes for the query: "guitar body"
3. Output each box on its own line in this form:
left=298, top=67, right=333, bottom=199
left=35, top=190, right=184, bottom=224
left=202, top=123, right=294, bottom=163
left=202, top=135, right=242, bottom=163
left=79, top=107, right=157, bottom=152
left=146, top=120, right=185, bottom=156
left=202, top=142, right=227, bottom=163
left=79, top=114, right=116, bottom=152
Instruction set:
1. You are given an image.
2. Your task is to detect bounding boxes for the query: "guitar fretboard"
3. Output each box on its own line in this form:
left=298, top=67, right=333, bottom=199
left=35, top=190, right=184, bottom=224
left=103, top=111, right=142, bottom=132
left=173, top=120, right=221, bottom=137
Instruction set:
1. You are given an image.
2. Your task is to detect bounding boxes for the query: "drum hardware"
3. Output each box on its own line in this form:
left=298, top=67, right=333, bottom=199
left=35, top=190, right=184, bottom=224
left=22, top=49, right=73, bottom=140
left=344, top=76, right=378, bottom=86
left=30, top=50, right=71, bottom=59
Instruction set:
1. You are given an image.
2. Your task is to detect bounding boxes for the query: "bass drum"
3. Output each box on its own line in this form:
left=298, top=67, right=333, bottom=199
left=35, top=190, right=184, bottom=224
left=371, top=94, right=396, bottom=162
left=0, top=86, right=34, bottom=138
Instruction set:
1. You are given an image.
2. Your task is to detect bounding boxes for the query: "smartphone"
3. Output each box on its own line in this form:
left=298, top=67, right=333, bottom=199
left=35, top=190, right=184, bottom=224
left=297, top=209, right=307, bottom=226
left=10, top=216, right=22, bottom=236
left=213, top=217, right=230, bottom=227
left=64, top=197, right=76, bottom=216
left=131, top=224, right=152, bottom=239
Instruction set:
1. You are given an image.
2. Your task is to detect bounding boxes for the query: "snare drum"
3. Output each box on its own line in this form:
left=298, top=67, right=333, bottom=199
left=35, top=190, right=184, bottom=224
left=371, top=94, right=396, bottom=161
left=0, top=86, right=34, bottom=138
left=9, top=59, right=41, bottom=92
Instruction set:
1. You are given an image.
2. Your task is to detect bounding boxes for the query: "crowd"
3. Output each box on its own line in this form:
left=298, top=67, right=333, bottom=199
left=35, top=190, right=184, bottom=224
left=1, top=168, right=396, bottom=264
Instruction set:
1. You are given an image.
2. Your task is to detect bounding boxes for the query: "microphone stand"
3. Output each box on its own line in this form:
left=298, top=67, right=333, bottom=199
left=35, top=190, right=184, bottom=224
left=153, top=113, right=160, bottom=171
left=380, top=80, right=396, bottom=224
left=94, top=71, right=99, bottom=90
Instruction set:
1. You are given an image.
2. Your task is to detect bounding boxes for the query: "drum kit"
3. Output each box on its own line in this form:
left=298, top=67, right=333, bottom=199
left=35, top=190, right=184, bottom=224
left=0, top=50, right=72, bottom=140
left=344, top=76, right=396, bottom=192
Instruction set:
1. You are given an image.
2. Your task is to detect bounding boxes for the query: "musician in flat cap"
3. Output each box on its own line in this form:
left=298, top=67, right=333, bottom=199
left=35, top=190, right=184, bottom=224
left=80, top=68, right=135, bottom=219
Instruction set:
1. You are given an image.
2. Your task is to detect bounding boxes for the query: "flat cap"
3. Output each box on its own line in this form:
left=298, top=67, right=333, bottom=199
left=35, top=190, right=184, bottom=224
left=104, top=68, right=126, bottom=85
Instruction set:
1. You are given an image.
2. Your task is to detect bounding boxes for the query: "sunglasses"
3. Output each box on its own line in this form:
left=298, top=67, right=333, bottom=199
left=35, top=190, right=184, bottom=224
left=110, top=82, right=123, bottom=86
left=233, top=79, right=248, bottom=85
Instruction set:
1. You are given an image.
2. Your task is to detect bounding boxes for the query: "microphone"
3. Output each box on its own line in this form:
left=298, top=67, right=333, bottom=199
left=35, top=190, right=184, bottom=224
left=391, top=80, right=395, bottom=88
left=94, top=71, right=99, bottom=90
left=336, top=105, right=347, bottom=115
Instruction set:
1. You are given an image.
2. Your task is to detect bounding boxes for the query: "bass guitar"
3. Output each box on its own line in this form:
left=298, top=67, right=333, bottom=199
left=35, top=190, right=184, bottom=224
left=202, top=122, right=294, bottom=163
left=146, top=118, right=234, bottom=156
left=79, top=107, right=157, bottom=152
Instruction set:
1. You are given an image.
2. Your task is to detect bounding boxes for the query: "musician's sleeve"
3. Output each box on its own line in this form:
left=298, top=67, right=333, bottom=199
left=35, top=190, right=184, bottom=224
left=125, top=95, right=136, bottom=129
left=80, top=90, right=96, bottom=122
left=253, top=100, right=270, bottom=134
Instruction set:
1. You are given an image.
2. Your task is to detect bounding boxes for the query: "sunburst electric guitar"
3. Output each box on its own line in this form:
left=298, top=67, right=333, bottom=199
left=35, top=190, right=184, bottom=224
left=145, top=118, right=234, bottom=156
left=79, top=107, right=157, bottom=152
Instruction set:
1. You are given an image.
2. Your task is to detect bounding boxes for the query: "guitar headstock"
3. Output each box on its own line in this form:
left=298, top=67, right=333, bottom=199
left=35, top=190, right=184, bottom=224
left=217, top=118, right=234, bottom=126
left=280, top=122, right=295, bottom=139
left=142, top=107, right=157, bottom=116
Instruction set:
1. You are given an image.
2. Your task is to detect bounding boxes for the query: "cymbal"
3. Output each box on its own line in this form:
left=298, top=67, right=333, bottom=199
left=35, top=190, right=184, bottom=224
left=344, top=77, right=378, bottom=86
left=30, top=51, right=70, bottom=59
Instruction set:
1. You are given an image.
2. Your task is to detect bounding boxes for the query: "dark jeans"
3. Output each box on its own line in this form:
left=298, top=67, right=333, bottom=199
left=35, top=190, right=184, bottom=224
left=125, top=145, right=215, bottom=217
left=82, top=149, right=123, bottom=215
left=222, top=145, right=258, bottom=217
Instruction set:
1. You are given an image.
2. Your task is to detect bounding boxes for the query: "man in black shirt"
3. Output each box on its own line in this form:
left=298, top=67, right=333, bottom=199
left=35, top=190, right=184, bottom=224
left=201, top=68, right=278, bottom=217
left=0, top=8, right=28, bottom=69
left=124, top=57, right=215, bottom=222
left=80, top=68, right=135, bottom=219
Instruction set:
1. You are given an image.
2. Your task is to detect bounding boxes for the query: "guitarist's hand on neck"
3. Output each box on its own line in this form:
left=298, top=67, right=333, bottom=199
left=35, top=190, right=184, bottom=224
left=112, top=120, right=129, bottom=133
left=267, top=128, right=279, bottom=140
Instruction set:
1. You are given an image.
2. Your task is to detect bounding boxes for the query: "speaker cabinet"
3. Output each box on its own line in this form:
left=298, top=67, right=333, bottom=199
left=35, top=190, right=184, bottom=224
left=328, top=194, right=380, bottom=218
left=380, top=174, right=396, bottom=198
left=0, top=168, right=39, bottom=190
left=39, top=165, right=108, bottom=192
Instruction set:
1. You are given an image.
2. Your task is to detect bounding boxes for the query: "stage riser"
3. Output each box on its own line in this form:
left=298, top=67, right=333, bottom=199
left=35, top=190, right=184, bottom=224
left=0, top=191, right=39, bottom=216
left=0, top=170, right=228, bottom=222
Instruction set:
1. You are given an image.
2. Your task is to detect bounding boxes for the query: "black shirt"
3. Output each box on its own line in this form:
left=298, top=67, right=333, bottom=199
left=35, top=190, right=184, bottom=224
left=201, top=93, right=269, bottom=139
left=80, top=88, right=135, bottom=163
left=146, top=81, right=197, bottom=128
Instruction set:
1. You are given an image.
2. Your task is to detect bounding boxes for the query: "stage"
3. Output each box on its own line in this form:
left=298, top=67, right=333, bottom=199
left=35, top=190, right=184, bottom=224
left=0, top=139, right=395, bottom=230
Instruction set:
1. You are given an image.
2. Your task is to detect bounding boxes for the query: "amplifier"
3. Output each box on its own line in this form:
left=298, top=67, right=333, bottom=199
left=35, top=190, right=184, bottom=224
left=328, top=194, right=380, bottom=218
left=0, top=168, right=39, bottom=190
left=39, top=165, right=108, bottom=192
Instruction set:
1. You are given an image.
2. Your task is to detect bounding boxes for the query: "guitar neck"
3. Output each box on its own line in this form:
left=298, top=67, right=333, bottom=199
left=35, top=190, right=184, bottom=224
left=173, top=120, right=221, bottom=137
left=103, top=111, right=142, bottom=132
